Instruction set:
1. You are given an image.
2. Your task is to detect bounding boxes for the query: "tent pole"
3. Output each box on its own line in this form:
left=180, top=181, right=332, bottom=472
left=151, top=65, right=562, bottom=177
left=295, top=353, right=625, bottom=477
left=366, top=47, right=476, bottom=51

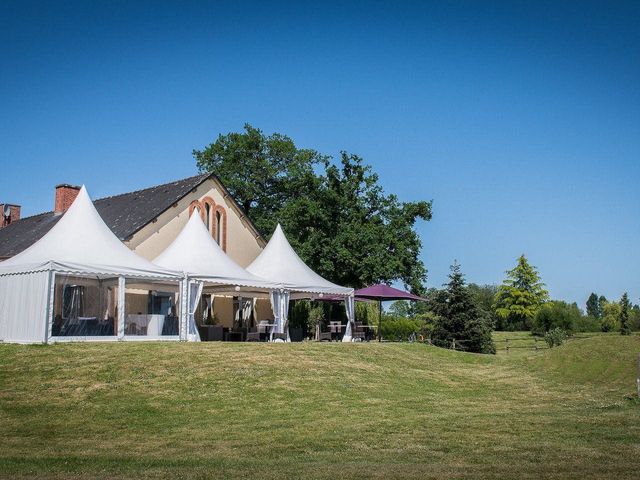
left=378, top=300, right=382, bottom=342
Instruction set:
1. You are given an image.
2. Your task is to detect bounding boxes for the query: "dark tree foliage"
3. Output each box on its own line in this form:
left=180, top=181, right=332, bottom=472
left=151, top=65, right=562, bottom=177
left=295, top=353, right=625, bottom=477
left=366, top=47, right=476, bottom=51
left=468, top=284, right=500, bottom=328
left=430, top=263, right=495, bottom=354
left=586, top=292, right=601, bottom=319
left=631, top=304, right=640, bottom=331
left=531, top=301, right=583, bottom=336
left=194, top=124, right=432, bottom=292
left=619, top=292, right=631, bottom=336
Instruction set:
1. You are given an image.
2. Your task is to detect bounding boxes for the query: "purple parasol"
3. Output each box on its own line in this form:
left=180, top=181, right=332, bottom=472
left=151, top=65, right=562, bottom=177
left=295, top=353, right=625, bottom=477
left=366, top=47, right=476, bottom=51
left=353, top=284, right=427, bottom=341
left=354, top=284, right=426, bottom=302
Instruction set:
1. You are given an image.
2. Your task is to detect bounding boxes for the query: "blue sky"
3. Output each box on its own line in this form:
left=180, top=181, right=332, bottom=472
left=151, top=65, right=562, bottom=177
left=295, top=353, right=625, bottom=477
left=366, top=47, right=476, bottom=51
left=1, top=1, right=638, bottom=307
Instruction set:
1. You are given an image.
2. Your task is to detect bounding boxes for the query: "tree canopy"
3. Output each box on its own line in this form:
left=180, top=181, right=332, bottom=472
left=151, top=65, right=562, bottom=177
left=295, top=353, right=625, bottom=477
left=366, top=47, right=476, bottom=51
left=493, top=255, right=549, bottom=330
left=194, top=124, right=432, bottom=292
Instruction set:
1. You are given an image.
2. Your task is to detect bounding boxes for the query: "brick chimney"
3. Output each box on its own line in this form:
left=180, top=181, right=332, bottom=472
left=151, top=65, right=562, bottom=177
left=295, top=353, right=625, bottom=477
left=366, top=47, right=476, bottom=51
left=0, top=203, right=21, bottom=228
left=54, top=184, right=81, bottom=214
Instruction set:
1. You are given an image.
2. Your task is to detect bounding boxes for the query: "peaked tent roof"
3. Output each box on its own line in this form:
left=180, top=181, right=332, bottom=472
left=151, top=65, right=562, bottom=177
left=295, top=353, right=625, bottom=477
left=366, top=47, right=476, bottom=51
left=246, top=224, right=353, bottom=296
left=153, top=210, right=277, bottom=289
left=0, top=186, right=180, bottom=279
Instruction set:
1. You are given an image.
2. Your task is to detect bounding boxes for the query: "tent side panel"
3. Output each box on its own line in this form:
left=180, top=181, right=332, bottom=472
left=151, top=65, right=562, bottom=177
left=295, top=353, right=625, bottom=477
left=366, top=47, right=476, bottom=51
left=0, top=271, right=50, bottom=343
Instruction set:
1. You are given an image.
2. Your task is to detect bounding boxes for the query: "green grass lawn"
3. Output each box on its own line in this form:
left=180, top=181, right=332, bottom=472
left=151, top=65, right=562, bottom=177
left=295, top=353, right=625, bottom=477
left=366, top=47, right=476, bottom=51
left=492, top=331, right=613, bottom=356
left=1, top=335, right=639, bottom=479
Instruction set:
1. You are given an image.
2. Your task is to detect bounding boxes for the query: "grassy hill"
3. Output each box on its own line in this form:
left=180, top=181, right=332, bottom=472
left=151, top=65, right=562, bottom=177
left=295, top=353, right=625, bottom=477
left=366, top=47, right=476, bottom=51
left=1, top=335, right=638, bottom=479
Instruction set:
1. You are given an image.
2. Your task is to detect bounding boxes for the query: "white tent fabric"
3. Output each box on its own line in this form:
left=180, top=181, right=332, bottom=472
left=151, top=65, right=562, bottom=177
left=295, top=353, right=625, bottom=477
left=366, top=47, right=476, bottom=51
left=342, top=295, right=355, bottom=342
left=0, top=186, right=181, bottom=344
left=153, top=210, right=282, bottom=341
left=246, top=224, right=353, bottom=296
left=0, top=186, right=179, bottom=279
left=187, top=281, right=203, bottom=342
left=0, top=271, right=50, bottom=343
left=248, top=224, right=354, bottom=341
left=153, top=211, right=278, bottom=289
left=269, top=290, right=282, bottom=341
left=281, top=289, right=290, bottom=342
left=269, top=289, right=290, bottom=342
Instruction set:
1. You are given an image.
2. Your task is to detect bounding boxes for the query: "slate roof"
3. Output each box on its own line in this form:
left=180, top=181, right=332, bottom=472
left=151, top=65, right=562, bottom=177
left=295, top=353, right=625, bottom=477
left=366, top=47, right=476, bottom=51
left=0, top=173, right=259, bottom=259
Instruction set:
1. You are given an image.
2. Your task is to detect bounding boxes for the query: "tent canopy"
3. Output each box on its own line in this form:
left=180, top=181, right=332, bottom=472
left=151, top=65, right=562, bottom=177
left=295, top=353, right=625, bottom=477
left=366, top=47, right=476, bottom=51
left=0, top=186, right=179, bottom=279
left=153, top=210, right=278, bottom=290
left=246, top=224, right=353, bottom=296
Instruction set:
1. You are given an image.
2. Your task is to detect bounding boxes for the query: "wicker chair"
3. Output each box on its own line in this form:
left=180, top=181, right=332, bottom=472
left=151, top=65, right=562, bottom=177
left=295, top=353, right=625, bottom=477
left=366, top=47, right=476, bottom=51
left=318, top=330, right=332, bottom=341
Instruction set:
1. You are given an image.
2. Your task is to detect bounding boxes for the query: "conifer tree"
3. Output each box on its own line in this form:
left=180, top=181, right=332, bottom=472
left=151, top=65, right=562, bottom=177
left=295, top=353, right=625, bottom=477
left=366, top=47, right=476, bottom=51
left=619, top=292, right=631, bottom=335
left=431, top=263, right=495, bottom=353
left=586, top=292, right=601, bottom=319
left=493, top=255, right=549, bottom=330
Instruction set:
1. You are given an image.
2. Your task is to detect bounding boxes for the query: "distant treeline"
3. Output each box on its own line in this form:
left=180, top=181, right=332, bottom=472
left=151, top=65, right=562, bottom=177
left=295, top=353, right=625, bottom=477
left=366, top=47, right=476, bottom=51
left=375, top=255, right=639, bottom=352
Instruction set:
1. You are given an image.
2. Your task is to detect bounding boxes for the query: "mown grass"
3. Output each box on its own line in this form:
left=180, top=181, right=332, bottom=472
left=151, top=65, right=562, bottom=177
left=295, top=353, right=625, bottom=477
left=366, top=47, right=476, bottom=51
left=0, top=336, right=639, bottom=479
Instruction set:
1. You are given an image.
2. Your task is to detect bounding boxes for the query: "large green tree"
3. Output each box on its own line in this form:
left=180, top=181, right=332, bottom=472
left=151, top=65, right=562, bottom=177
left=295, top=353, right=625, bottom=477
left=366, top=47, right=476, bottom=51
left=493, top=255, right=549, bottom=331
left=194, top=124, right=432, bottom=292
left=619, top=292, right=631, bottom=335
left=430, top=263, right=495, bottom=354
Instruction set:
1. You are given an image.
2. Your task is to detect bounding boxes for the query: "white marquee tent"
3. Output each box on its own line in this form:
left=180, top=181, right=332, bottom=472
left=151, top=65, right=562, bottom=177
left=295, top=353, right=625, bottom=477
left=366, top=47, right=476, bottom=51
left=153, top=210, right=281, bottom=341
left=0, top=186, right=182, bottom=343
left=247, top=224, right=355, bottom=341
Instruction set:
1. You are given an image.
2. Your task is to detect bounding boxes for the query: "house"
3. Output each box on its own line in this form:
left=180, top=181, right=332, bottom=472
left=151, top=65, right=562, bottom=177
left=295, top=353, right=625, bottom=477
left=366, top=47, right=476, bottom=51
left=0, top=173, right=273, bottom=330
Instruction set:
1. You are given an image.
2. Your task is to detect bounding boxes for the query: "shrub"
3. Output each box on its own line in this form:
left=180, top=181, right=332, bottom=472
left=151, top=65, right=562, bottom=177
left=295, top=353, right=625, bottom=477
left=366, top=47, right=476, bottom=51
left=307, top=306, right=326, bottom=337
left=531, top=301, right=582, bottom=335
left=544, top=327, right=567, bottom=348
left=380, top=316, right=426, bottom=341
left=573, top=315, right=601, bottom=333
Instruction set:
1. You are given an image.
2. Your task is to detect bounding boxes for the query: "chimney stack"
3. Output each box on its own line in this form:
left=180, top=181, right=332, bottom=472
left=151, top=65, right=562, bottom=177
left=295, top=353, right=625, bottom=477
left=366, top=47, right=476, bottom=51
left=0, top=203, right=21, bottom=228
left=54, top=184, right=81, bottom=214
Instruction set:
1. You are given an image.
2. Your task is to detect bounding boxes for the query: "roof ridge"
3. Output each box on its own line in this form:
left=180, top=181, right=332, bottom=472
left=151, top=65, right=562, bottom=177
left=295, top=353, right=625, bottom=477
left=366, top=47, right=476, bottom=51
left=11, top=173, right=211, bottom=221
left=96, top=172, right=210, bottom=202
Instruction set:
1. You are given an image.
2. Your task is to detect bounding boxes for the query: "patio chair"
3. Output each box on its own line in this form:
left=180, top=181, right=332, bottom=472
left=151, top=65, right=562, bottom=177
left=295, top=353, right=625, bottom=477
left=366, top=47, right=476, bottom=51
left=318, top=330, right=332, bottom=342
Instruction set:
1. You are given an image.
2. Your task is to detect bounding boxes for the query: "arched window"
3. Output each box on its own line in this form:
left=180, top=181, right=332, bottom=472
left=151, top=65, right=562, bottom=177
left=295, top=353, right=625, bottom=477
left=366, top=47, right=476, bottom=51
left=205, top=203, right=211, bottom=233
left=215, top=211, right=222, bottom=245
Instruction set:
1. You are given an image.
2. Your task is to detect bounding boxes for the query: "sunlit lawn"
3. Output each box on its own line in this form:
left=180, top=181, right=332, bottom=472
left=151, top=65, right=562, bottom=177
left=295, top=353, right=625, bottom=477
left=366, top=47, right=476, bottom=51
left=1, top=335, right=639, bottom=479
